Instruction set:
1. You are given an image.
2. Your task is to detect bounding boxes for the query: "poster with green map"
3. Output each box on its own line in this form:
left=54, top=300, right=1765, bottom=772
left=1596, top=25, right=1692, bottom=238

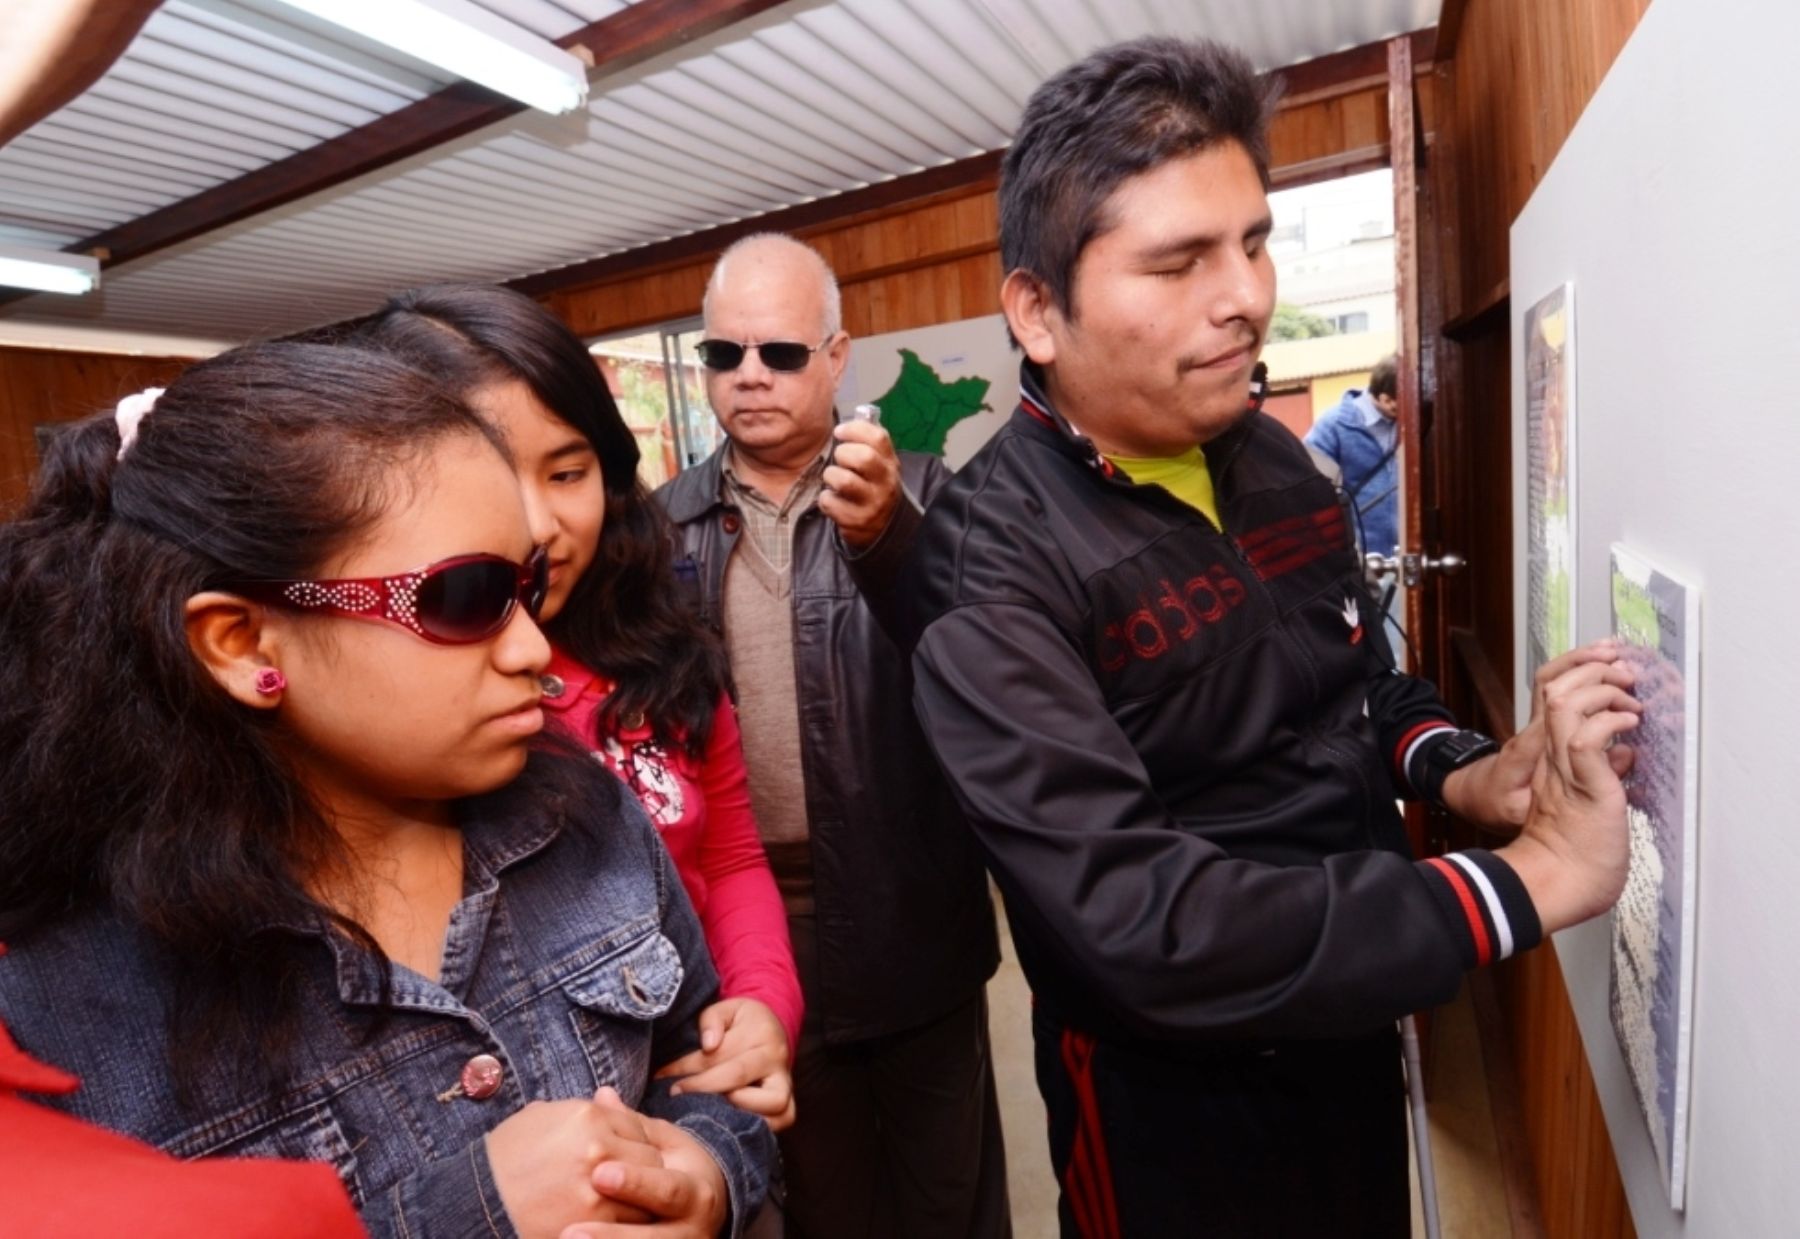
left=839, top=313, right=1017, bottom=470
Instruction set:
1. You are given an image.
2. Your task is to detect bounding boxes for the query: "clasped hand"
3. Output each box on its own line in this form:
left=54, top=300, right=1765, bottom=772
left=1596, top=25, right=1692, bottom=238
left=486, top=1085, right=728, bottom=1239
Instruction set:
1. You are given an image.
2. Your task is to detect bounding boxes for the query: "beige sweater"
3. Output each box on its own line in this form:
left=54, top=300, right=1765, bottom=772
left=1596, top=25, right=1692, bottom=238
left=721, top=533, right=813, bottom=911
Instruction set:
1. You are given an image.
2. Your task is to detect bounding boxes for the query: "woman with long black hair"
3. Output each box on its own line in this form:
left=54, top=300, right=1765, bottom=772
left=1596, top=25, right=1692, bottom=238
left=357, top=286, right=802, bottom=1130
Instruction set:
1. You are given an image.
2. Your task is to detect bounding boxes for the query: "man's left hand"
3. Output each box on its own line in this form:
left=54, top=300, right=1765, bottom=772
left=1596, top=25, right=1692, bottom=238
left=1442, top=640, right=1636, bottom=830
left=820, top=420, right=901, bottom=549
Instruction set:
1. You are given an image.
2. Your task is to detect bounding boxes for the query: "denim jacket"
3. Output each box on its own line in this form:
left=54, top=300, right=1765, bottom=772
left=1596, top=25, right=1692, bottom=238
left=0, top=757, right=774, bottom=1238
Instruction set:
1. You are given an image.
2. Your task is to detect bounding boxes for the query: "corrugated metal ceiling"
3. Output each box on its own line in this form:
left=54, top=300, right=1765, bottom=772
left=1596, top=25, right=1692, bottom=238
left=0, top=0, right=1439, bottom=343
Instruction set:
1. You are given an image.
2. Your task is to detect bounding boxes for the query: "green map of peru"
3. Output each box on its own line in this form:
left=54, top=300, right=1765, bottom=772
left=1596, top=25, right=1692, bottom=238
left=873, top=348, right=992, bottom=455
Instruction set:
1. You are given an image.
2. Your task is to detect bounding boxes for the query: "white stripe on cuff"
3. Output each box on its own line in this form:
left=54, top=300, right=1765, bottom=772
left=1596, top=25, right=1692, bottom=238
left=1401, top=724, right=1457, bottom=788
left=1445, top=851, right=1514, bottom=959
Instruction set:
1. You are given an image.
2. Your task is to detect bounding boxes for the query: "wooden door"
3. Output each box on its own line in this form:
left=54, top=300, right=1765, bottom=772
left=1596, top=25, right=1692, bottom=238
left=1389, top=35, right=1449, bottom=862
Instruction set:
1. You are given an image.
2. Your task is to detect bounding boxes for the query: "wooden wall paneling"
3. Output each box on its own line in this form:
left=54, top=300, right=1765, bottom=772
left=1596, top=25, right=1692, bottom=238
left=1268, top=83, right=1389, bottom=181
left=955, top=251, right=1005, bottom=329
left=552, top=182, right=997, bottom=340
left=1493, top=944, right=1635, bottom=1239
left=1436, top=0, right=1471, bottom=61
left=0, top=346, right=192, bottom=509
left=1274, top=27, right=1434, bottom=106
left=1444, top=0, right=1652, bottom=321
left=512, top=151, right=1006, bottom=302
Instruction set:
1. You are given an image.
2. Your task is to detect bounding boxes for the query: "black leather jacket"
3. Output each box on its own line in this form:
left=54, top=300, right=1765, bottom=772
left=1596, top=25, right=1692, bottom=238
left=657, top=447, right=999, bottom=1045
left=899, top=367, right=1541, bottom=1049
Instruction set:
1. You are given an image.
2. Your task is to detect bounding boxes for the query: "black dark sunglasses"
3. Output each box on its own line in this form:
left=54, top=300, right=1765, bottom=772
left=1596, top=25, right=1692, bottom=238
left=695, top=337, right=832, bottom=373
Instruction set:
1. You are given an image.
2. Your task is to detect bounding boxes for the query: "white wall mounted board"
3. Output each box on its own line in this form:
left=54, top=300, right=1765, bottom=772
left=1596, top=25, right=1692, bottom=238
left=1510, top=0, right=1800, bottom=1232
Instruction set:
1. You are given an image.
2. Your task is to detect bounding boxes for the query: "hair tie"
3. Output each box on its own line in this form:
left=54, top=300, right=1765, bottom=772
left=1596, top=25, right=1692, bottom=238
left=115, top=387, right=165, bottom=461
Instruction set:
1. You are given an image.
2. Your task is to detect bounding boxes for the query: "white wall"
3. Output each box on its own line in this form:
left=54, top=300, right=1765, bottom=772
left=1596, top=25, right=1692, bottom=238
left=1509, top=0, right=1800, bottom=1232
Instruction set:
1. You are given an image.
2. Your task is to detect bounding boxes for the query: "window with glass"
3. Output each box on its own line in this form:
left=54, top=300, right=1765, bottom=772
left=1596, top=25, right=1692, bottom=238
left=587, top=317, right=719, bottom=489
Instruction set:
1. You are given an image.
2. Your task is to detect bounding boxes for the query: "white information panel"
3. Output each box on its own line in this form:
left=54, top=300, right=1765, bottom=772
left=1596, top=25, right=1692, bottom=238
left=1608, top=544, right=1700, bottom=1210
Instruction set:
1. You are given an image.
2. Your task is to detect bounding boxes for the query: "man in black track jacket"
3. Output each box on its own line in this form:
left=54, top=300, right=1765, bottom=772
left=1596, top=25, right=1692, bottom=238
left=899, top=37, right=1643, bottom=1238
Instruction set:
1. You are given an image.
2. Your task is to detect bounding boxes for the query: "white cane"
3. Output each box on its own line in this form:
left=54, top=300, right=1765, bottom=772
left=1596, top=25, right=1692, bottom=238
left=1400, top=1014, right=1442, bottom=1239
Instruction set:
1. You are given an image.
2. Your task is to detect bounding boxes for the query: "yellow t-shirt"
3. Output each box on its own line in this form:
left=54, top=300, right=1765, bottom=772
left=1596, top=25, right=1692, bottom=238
left=1106, top=447, right=1221, bottom=528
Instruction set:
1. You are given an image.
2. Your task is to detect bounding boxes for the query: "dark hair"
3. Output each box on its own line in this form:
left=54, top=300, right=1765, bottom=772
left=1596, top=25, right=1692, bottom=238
left=0, top=342, right=600, bottom=1099
left=999, top=37, right=1280, bottom=324
left=354, top=285, right=728, bottom=756
left=1368, top=354, right=1401, bottom=400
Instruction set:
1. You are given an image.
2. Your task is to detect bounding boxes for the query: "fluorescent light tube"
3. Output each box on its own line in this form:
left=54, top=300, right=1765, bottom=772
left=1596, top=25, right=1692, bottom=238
left=0, top=244, right=100, bottom=295
left=273, top=0, right=590, bottom=114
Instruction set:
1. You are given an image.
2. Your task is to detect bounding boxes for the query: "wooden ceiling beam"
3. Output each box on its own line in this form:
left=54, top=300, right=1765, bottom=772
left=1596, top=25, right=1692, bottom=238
left=0, top=0, right=789, bottom=308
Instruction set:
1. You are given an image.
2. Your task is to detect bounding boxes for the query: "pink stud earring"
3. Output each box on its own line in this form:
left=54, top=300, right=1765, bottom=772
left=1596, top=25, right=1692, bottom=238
left=253, top=668, right=288, bottom=696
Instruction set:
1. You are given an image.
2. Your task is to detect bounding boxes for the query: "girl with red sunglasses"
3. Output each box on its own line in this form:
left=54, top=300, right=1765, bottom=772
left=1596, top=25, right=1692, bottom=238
left=357, top=287, right=803, bottom=1134
left=0, top=343, right=773, bottom=1237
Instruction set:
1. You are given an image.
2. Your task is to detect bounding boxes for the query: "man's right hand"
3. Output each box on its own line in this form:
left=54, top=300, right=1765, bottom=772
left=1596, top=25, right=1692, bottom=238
left=1497, top=658, right=1644, bottom=935
left=820, top=419, right=902, bottom=549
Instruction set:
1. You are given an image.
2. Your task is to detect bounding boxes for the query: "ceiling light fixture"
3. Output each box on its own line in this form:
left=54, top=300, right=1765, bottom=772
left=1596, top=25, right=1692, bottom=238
left=271, top=0, right=590, bottom=115
left=0, top=244, right=100, bottom=295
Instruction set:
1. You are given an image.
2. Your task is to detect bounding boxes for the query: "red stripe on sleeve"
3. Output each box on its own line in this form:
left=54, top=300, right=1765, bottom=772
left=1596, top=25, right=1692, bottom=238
left=1425, top=856, right=1493, bottom=966
left=1392, top=720, right=1453, bottom=784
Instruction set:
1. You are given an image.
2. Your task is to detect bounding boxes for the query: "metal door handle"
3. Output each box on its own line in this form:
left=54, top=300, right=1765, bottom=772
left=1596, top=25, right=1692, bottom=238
left=1403, top=550, right=1466, bottom=587
left=1363, top=551, right=1468, bottom=589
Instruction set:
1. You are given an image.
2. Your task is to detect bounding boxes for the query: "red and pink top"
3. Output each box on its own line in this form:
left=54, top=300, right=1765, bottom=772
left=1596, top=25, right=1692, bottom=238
left=541, top=646, right=803, bottom=1047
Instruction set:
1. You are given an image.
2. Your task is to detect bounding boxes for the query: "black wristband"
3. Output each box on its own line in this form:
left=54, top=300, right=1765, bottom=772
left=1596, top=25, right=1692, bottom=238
left=1417, top=729, right=1501, bottom=804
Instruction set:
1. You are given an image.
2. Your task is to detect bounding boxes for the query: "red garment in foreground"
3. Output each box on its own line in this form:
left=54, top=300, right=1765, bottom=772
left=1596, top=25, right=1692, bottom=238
left=542, top=645, right=803, bottom=1047
left=0, top=1019, right=366, bottom=1239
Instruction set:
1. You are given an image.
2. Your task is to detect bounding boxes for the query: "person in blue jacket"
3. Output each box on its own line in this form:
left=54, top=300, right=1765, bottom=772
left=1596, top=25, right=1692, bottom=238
left=1306, top=354, right=1401, bottom=557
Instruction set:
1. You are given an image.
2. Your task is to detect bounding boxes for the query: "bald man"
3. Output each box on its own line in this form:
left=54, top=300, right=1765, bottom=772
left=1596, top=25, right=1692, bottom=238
left=656, top=234, right=1009, bottom=1238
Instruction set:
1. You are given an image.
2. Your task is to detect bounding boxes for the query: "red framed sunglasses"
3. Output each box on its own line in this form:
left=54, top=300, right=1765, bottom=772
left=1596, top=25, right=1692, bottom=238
left=232, top=547, right=549, bottom=646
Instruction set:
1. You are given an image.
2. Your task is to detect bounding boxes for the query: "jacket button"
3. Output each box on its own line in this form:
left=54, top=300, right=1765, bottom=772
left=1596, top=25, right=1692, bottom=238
left=539, top=673, right=566, bottom=699
left=460, top=1054, right=503, bottom=1100
left=722, top=514, right=741, bottom=535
